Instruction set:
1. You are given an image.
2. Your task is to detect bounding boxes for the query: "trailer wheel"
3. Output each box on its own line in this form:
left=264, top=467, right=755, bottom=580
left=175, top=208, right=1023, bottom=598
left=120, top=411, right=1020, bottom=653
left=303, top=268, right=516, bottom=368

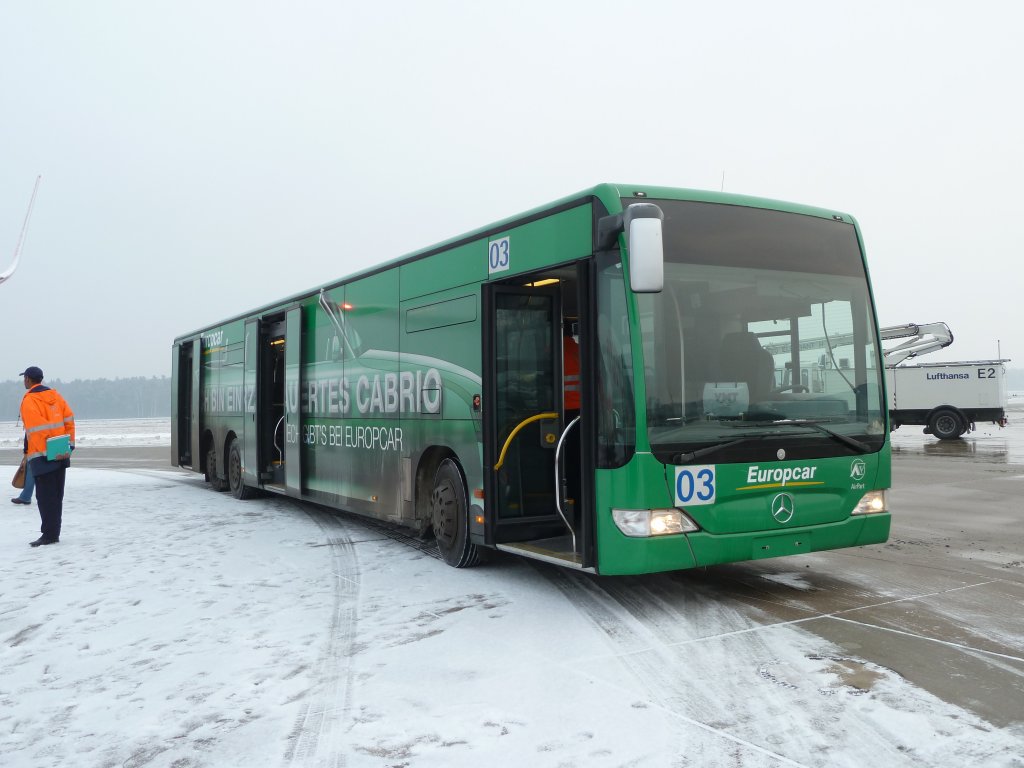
left=928, top=408, right=964, bottom=440
left=206, top=446, right=227, bottom=492
left=430, top=459, right=482, bottom=568
left=227, top=438, right=256, bottom=499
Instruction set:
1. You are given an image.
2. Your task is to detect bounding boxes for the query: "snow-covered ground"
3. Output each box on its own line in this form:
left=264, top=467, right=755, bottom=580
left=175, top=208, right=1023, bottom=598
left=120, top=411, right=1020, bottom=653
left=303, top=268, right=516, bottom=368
left=1, top=421, right=1022, bottom=767
left=0, top=418, right=170, bottom=450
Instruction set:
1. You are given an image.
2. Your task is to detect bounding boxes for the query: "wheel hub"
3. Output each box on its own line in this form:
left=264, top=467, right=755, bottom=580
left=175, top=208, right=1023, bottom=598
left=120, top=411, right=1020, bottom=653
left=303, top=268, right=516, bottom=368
left=230, top=451, right=242, bottom=489
left=431, top=481, right=456, bottom=545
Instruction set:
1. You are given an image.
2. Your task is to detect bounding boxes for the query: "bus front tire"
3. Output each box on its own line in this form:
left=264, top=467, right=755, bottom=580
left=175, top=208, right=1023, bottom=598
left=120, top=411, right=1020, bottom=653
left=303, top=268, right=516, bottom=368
left=228, top=438, right=256, bottom=499
left=430, top=459, right=481, bottom=568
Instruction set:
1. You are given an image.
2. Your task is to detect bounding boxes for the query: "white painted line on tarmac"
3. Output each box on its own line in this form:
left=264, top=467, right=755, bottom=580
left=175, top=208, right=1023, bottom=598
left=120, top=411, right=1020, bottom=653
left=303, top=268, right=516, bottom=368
left=827, top=615, right=1024, bottom=664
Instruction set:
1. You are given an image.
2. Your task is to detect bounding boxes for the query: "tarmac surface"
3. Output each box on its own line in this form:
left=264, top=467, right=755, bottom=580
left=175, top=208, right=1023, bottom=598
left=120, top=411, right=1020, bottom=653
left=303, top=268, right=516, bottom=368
left=711, top=448, right=1024, bottom=729
left=0, top=445, right=174, bottom=471
left=4, top=420, right=1022, bottom=736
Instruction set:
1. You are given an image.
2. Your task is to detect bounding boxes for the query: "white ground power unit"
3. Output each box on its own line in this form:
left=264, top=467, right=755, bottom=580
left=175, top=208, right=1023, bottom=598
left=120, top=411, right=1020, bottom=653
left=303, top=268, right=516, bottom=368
left=886, top=360, right=1009, bottom=439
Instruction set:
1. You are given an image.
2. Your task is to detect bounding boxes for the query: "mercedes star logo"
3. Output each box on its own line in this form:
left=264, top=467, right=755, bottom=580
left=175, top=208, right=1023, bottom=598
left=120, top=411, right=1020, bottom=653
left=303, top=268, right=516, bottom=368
left=771, top=492, right=795, bottom=524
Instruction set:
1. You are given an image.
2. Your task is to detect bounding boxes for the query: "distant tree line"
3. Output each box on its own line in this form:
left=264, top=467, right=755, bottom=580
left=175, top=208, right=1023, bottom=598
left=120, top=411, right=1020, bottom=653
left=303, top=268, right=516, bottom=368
left=2, top=368, right=1021, bottom=421
left=2, top=376, right=171, bottom=420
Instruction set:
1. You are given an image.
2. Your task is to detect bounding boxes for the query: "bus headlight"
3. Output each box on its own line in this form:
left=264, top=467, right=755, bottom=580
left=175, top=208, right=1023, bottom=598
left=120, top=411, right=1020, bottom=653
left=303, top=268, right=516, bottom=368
left=612, top=508, right=700, bottom=537
left=851, top=490, right=888, bottom=515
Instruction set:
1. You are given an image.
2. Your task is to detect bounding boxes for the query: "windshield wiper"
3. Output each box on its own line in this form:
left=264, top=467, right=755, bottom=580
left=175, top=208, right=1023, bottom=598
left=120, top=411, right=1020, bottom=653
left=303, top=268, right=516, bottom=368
left=768, top=419, right=872, bottom=454
left=671, top=419, right=873, bottom=464
left=673, top=435, right=769, bottom=464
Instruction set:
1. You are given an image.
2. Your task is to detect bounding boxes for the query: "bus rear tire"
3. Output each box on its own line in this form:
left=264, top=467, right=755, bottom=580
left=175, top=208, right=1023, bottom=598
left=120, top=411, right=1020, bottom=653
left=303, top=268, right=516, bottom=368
left=430, top=459, right=481, bottom=568
left=206, top=446, right=227, bottom=492
left=929, top=408, right=963, bottom=440
left=228, top=438, right=256, bottom=500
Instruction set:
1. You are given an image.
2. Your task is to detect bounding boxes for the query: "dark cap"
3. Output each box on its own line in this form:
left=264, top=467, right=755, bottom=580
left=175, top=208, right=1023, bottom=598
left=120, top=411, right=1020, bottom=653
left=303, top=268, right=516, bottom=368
left=19, top=366, right=44, bottom=380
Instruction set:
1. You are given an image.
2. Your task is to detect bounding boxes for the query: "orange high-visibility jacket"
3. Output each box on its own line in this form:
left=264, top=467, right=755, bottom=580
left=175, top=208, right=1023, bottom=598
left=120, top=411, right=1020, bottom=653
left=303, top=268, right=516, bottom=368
left=21, top=385, right=75, bottom=463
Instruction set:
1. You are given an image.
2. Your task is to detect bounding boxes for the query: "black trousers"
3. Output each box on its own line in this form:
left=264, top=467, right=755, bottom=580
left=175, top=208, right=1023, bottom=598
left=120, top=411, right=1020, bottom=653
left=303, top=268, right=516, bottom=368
left=35, top=468, right=67, bottom=540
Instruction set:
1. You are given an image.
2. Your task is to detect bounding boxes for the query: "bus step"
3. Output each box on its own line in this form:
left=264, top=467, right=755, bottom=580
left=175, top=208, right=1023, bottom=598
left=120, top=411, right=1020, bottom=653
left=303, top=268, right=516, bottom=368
left=496, top=536, right=593, bottom=572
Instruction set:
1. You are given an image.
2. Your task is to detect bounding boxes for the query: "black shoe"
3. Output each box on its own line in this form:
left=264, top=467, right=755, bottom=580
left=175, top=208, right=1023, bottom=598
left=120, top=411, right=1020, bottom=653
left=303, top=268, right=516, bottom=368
left=29, top=537, right=58, bottom=547
left=11, top=498, right=31, bottom=505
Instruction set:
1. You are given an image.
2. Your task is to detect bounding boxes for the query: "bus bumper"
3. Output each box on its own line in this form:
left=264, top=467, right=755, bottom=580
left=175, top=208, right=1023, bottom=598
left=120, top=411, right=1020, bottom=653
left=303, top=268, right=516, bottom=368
left=686, top=512, right=891, bottom=569
left=596, top=513, right=890, bottom=575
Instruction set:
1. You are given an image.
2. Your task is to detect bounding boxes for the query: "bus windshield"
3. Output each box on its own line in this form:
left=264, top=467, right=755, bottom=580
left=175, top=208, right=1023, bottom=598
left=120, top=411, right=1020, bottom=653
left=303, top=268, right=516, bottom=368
left=635, top=200, right=886, bottom=464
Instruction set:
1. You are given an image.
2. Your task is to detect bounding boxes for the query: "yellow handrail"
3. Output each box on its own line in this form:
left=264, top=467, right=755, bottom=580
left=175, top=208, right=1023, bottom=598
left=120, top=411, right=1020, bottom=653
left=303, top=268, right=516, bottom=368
left=493, top=412, right=558, bottom=471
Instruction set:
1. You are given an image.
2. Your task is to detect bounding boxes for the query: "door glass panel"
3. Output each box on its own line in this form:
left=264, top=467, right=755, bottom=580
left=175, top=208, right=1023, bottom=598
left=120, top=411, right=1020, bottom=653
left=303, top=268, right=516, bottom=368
left=243, top=319, right=258, bottom=485
left=285, top=306, right=303, bottom=495
left=595, top=255, right=636, bottom=468
left=494, top=291, right=556, bottom=518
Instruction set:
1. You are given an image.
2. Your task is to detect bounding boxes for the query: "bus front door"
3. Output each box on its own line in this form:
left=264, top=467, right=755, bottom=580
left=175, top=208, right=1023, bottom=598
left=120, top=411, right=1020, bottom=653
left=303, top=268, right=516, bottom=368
left=486, top=285, right=578, bottom=557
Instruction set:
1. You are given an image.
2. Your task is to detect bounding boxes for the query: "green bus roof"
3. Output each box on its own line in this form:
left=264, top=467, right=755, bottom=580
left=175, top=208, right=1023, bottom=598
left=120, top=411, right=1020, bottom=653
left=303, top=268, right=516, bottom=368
left=174, top=183, right=855, bottom=342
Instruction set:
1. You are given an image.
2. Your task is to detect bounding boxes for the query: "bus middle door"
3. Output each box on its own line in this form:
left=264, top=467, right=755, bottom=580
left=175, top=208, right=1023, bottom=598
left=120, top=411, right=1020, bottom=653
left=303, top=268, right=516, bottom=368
left=284, top=305, right=303, bottom=496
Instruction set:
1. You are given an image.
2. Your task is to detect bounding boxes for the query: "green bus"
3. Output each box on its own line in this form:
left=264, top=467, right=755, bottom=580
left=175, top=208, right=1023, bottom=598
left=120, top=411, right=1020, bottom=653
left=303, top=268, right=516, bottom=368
left=171, top=184, right=890, bottom=575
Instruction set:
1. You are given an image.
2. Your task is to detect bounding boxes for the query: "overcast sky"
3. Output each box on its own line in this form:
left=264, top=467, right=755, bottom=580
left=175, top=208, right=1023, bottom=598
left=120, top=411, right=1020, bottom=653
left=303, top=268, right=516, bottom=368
left=2, top=1, right=1022, bottom=381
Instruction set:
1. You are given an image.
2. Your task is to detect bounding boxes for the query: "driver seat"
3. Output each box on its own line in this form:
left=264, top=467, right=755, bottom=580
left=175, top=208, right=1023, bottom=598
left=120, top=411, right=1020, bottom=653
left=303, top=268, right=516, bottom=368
left=718, top=331, right=776, bottom=404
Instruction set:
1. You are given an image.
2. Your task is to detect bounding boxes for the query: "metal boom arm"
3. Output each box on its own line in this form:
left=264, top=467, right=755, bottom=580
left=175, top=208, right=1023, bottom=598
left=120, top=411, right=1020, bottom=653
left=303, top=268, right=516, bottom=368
left=880, top=321, right=953, bottom=366
left=0, top=175, right=42, bottom=286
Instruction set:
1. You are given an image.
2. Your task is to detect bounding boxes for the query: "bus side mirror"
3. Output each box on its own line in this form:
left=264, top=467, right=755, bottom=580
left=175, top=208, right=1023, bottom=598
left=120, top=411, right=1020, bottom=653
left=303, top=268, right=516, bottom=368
left=624, top=203, right=664, bottom=293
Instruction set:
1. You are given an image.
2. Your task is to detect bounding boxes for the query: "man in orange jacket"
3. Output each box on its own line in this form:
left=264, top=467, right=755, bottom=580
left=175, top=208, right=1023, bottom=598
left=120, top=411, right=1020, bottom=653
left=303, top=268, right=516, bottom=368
left=19, top=366, right=75, bottom=547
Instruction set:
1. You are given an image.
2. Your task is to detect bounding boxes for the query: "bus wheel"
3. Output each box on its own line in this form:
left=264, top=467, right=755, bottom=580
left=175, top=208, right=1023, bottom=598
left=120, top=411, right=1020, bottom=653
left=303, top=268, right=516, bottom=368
left=206, top=446, right=227, bottom=492
left=227, top=438, right=255, bottom=499
left=430, top=459, right=481, bottom=568
left=929, top=408, right=963, bottom=440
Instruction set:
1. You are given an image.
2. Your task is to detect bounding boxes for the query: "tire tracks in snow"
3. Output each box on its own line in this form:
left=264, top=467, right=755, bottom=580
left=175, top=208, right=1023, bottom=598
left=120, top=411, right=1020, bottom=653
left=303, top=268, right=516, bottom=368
left=283, top=505, right=361, bottom=768
left=127, top=469, right=437, bottom=765
left=536, top=565, right=810, bottom=767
